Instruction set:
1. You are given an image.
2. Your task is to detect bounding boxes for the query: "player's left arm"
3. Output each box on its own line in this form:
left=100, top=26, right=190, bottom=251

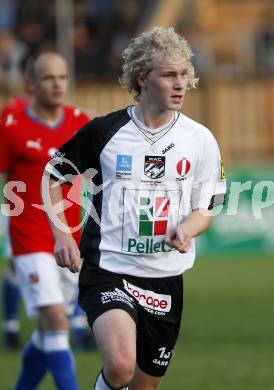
left=166, top=128, right=226, bottom=253
left=165, top=209, right=212, bottom=253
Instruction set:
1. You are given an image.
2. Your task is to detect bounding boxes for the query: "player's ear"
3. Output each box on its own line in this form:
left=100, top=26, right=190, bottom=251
left=137, top=72, right=147, bottom=88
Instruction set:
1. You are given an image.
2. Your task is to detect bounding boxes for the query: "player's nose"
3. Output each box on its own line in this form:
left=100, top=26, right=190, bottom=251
left=173, top=76, right=184, bottom=89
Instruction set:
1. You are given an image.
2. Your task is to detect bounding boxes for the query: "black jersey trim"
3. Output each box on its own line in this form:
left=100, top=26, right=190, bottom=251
left=80, top=109, right=131, bottom=267
left=208, top=193, right=226, bottom=210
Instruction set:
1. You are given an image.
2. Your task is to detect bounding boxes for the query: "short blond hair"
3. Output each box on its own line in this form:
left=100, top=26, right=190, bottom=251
left=119, top=26, right=198, bottom=101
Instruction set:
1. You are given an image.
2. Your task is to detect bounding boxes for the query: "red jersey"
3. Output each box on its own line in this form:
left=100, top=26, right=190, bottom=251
left=0, top=95, right=28, bottom=124
left=0, top=106, right=89, bottom=256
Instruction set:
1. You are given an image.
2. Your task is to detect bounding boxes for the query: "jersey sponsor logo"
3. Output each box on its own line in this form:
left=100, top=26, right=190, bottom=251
left=121, top=189, right=182, bottom=254
left=116, top=154, right=132, bottom=171
left=101, top=288, right=134, bottom=308
left=123, top=280, right=171, bottom=312
left=176, top=157, right=191, bottom=177
left=139, top=196, right=170, bottom=236
left=153, top=359, right=169, bottom=366
left=116, top=154, right=132, bottom=178
left=144, top=156, right=165, bottom=179
left=162, top=143, right=175, bottom=154
left=26, top=138, right=42, bottom=151
left=127, top=238, right=172, bottom=254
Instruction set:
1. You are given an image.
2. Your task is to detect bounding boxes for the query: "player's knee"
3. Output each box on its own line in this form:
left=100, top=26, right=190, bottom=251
left=105, top=355, right=135, bottom=386
left=51, top=314, right=68, bottom=330
left=39, top=305, right=69, bottom=331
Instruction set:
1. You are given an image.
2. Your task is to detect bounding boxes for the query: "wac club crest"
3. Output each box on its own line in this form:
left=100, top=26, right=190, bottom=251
left=144, top=155, right=165, bottom=179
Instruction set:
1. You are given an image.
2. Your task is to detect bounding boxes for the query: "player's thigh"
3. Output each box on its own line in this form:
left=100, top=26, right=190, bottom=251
left=129, top=365, right=162, bottom=390
left=78, top=261, right=138, bottom=368
left=78, top=261, right=138, bottom=329
left=93, top=308, right=137, bottom=365
left=132, top=274, right=183, bottom=378
left=13, top=252, right=65, bottom=318
left=58, top=265, right=79, bottom=316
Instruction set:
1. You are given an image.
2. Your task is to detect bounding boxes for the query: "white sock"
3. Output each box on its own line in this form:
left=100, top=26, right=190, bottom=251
left=94, top=370, right=128, bottom=390
left=43, top=330, right=70, bottom=352
left=31, top=329, right=44, bottom=350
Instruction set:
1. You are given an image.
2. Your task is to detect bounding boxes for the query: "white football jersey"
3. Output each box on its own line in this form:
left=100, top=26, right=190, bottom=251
left=46, top=107, right=226, bottom=277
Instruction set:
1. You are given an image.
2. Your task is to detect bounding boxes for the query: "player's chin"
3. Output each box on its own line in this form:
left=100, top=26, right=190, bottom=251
left=48, top=99, right=63, bottom=108
left=168, top=101, right=183, bottom=111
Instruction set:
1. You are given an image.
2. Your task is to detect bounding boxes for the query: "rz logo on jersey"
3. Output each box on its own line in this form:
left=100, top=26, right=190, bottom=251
left=139, top=196, right=170, bottom=236
left=176, top=157, right=191, bottom=177
left=144, top=156, right=165, bottom=179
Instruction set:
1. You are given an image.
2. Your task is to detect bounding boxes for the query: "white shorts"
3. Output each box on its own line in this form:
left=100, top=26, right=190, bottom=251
left=13, top=252, right=79, bottom=318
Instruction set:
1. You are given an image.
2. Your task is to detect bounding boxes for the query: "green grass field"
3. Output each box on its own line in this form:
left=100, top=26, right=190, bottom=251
left=0, top=255, right=273, bottom=390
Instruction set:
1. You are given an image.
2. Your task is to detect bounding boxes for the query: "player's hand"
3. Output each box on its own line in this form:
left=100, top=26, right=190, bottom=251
left=54, top=233, right=81, bottom=273
left=165, top=225, right=191, bottom=253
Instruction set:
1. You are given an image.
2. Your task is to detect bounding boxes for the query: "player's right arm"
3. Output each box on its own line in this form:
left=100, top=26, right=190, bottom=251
left=47, top=177, right=81, bottom=273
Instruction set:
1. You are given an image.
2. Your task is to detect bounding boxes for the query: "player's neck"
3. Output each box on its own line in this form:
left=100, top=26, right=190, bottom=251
left=135, top=103, right=174, bottom=129
left=29, top=101, right=64, bottom=127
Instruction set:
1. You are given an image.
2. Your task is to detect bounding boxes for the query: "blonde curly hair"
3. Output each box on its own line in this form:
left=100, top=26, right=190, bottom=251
left=119, top=26, right=198, bottom=101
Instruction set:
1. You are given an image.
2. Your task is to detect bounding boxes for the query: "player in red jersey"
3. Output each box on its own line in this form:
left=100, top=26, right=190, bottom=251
left=0, top=52, right=89, bottom=389
left=0, top=53, right=92, bottom=351
left=0, top=53, right=33, bottom=349
left=1, top=104, right=87, bottom=255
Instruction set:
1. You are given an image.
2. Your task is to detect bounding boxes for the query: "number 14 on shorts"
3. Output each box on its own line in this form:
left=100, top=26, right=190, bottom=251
left=153, top=347, right=175, bottom=367
left=158, top=347, right=174, bottom=359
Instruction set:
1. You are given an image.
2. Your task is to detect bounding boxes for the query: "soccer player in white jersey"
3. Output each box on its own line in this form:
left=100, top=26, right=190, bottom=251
left=44, top=27, right=226, bottom=390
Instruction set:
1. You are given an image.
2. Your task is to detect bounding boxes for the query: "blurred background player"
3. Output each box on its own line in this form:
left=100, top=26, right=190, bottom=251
left=0, top=51, right=89, bottom=389
left=0, top=52, right=94, bottom=352
left=0, top=52, right=33, bottom=350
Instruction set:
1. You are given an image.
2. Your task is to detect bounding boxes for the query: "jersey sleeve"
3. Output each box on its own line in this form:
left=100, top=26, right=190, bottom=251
left=191, top=130, right=226, bottom=210
left=44, top=119, right=99, bottom=184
